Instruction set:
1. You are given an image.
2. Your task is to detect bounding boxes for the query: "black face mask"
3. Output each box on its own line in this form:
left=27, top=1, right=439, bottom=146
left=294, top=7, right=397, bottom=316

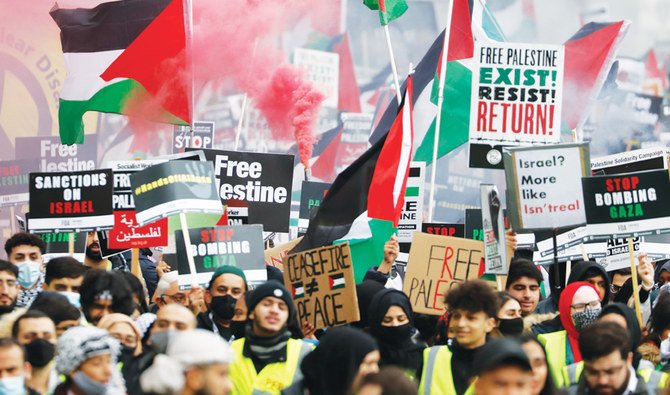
left=120, top=345, right=135, bottom=357
left=210, top=295, right=237, bottom=320
left=498, top=317, right=524, bottom=336
left=230, top=320, right=247, bottom=339
left=377, top=323, right=413, bottom=345
left=25, top=339, right=55, bottom=368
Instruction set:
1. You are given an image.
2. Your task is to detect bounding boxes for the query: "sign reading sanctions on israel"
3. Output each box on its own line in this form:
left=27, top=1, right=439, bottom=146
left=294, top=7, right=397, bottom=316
left=29, top=169, right=114, bottom=233
left=582, top=169, right=670, bottom=239
left=283, top=243, right=359, bottom=330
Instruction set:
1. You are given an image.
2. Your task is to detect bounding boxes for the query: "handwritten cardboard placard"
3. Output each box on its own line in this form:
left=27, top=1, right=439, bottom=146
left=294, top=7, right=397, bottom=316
left=403, top=233, right=485, bottom=315
left=264, top=237, right=303, bottom=270
left=283, top=243, right=359, bottom=330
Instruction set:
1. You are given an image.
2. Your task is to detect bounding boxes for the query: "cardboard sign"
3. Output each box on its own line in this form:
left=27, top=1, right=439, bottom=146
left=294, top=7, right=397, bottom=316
left=29, top=169, right=114, bottom=232
left=397, top=162, right=426, bottom=244
left=108, top=211, right=168, bottom=249
left=283, top=243, right=359, bottom=329
left=40, top=232, right=86, bottom=254
left=422, top=223, right=465, bottom=238
left=130, top=161, right=222, bottom=226
left=403, top=233, right=485, bottom=315
left=469, top=42, right=564, bottom=168
left=602, top=237, right=642, bottom=272
left=293, top=48, right=339, bottom=108
left=173, top=122, right=215, bottom=153
left=336, top=113, right=373, bottom=173
left=298, top=181, right=330, bottom=236
left=591, top=147, right=668, bottom=175
left=582, top=169, right=670, bottom=239
left=175, top=225, right=266, bottom=289
left=194, top=149, right=294, bottom=232
left=504, top=143, right=589, bottom=230
left=481, top=185, right=507, bottom=274
left=0, top=160, right=40, bottom=207
left=15, top=135, right=98, bottom=172
left=264, top=237, right=303, bottom=269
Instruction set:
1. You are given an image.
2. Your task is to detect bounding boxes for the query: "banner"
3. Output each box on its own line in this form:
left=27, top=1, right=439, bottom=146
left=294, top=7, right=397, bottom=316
left=533, top=243, right=606, bottom=265
left=336, top=113, right=372, bottom=173
left=536, top=226, right=589, bottom=257
left=40, top=232, right=86, bottom=254
left=403, top=233, right=485, bottom=315
left=504, top=143, right=590, bottom=230
left=264, top=237, right=303, bottom=269
left=602, top=237, right=642, bottom=272
left=131, top=161, right=222, bottom=226
left=97, top=231, right=129, bottom=259
left=175, top=225, right=266, bottom=289
left=110, top=160, right=167, bottom=211
left=422, top=223, right=465, bottom=238
left=15, top=135, right=98, bottom=172
left=173, top=122, right=215, bottom=153
left=591, top=147, right=668, bottom=175
left=194, top=149, right=294, bottom=232
left=283, top=243, right=359, bottom=329
left=582, top=169, right=670, bottom=239
left=0, top=159, right=40, bottom=207
left=293, top=48, right=339, bottom=109
left=397, top=162, right=426, bottom=245
left=29, top=169, right=114, bottom=232
left=298, top=181, right=330, bottom=236
left=469, top=42, right=564, bottom=169
left=481, top=185, right=507, bottom=274
left=108, top=211, right=168, bottom=249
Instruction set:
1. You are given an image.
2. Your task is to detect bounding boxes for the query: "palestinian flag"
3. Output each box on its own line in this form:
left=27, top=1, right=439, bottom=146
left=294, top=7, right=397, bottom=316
left=50, top=0, right=191, bottom=145
left=328, top=273, right=345, bottom=290
left=292, top=282, right=305, bottom=299
left=363, top=0, right=408, bottom=26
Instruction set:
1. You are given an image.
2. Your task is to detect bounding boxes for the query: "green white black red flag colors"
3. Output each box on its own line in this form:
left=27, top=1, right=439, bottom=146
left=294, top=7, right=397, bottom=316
left=50, top=0, right=191, bottom=145
left=363, top=0, right=408, bottom=26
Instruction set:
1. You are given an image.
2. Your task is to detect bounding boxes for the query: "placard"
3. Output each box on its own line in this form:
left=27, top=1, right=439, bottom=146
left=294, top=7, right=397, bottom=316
left=108, top=211, right=168, bottom=249
left=293, top=48, right=339, bottom=108
left=582, top=169, right=670, bottom=239
left=298, top=181, right=330, bottom=236
left=602, top=237, right=642, bottom=272
left=403, top=233, right=485, bottom=315
left=481, top=185, right=506, bottom=274
left=97, top=231, right=129, bottom=259
left=422, top=223, right=465, bottom=238
left=173, top=121, right=215, bottom=153
left=536, top=226, right=589, bottom=257
left=109, top=160, right=167, bottom=211
left=533, top=243, right=606, bottom=265
left=175, top=225, right=266, bottom=289
left=590, top=147, right=668, bottom=175
left=15, top=135, right=98, bottom=171
left=397, top=162, right=426, bottom=244
left=193, top=149, right=294, bottom=232
left=130, top=161, right=222, bottom=226
left=336, top=113, right=373, bottom=173
left=0, top=160, right=40, bottom=207
left=264, top=237, right=303, bottom=269
left=469, top=42, right=564, bottom=168
left=40, top=232, right=86, bottom=254
left=283, top=243, right=359, bottom=329
left=29, top=169, right=114, bottom=232
left=504, top=143, right=589, bottom=230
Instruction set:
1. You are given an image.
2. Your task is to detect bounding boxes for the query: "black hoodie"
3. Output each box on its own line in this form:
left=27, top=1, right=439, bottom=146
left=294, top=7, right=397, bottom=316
left=600, top=303, right=643, bottom=369
left=535, top=260, right=611, bottom=314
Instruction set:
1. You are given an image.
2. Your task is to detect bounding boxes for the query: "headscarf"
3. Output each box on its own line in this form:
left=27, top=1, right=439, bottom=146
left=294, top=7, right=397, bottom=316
left=97, top=313, right=143, bottom=356
left=351, top=280, right=385, bottom=329
left=600, top=303, right=642, bottom=368
left=654, top=260, right=670, bottom=284
left=367, top=289, right=424, bottom=370
left=558, top=281, right=599, bottom=363
left=301, top=326, right=378, bottom=395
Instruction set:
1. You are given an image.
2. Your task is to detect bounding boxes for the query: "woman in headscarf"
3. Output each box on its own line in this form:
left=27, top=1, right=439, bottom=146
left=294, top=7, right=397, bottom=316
left=282, top=326, right=380, bottom=395
left=367, top=289, right=425, bottom=379
left=538, top=281, right=601, bottom=387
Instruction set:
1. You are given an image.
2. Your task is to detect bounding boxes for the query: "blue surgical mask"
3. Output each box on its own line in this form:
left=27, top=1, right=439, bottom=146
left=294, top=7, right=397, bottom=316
left=59, top=291, right=81, bottom=309
left=17, top=261, right=41, bottom=289
left=0, top=375, right=25, bottom=394
left=72, top=371, right=107, bottom=395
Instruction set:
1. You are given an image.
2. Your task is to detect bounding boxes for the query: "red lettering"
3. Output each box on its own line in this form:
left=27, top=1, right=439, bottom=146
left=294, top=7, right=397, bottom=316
left=477, top=101, right=488, bottom=131
left=433, top=279, right=448, bottom=311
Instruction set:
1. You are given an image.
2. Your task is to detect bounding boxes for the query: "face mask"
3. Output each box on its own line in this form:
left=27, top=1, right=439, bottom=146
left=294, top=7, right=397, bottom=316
left=498, top=317, right=524, bottom=336
left=58, top=291, right=81, bottom=309
left=377, top=323, right=413, bottom=345
left=572, top=308, right=601, bottom=331
left=230, top=320, right=247, bottom=339
left=149, top=330, right=175, bottom=354
left=17, top=261, right=41, bottom=289
left=0, top=375, right=25, bottom=395
left=25, top=338, right=55, bottom=368
left=72, top=371, right=107, bottom=395
left=121, top=345, right=136, bottom=357
left=210, top=295, right=237, bottom=320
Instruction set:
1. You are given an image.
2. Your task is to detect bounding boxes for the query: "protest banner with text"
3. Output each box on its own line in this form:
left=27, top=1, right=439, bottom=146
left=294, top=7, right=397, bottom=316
left=403, top=233, right=485, bottom=315
left=298, top=181, right=330, bottom=236
left=40, top=232, right=86, bottom=254
left=29, top=169, right=113, bottom=233
left=398, top=162, right=426, bottom=246
left=481, top=184, right=507, bottom=274
left=422, top=223, right=465, bottom=238
left=283, top=243, right=359, bottom=330
left=175, top=225, right=266, bottom=289
left=264, top=237, right=303, bottom=270
left=15, top=135, right=98, bottom=172
left=504, top=143, right=589, bottom=230
left=336, top=113, right=372, bottom=173
left=0, top=159, right=40, bottom=207
left=173, top=122, right=215, bottom=153
left=591, top=147, right=667, bottom=175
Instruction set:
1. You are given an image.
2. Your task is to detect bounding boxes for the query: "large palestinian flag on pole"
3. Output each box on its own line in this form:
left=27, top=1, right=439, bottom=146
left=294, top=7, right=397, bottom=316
left=50, top=0, right=191, bottom=145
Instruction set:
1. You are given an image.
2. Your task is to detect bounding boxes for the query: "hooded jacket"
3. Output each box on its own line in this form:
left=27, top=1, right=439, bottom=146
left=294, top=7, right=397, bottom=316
left=536, top=261, right=611, bottom=315
left=600, top=303, right=645, bottom=369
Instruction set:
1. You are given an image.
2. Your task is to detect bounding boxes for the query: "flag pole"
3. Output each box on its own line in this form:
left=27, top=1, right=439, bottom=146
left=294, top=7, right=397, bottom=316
left=185, top=0, right=195, bottom=138
left=427, top=0, right=455, bottom=222
left=383, top=24, right=403, bottom=105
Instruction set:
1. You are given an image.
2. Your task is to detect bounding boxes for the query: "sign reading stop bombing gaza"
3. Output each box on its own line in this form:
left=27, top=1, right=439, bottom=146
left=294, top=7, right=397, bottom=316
left=504, top=143, right=590, bottom=231
left=469, top=42, right=564, bottom=169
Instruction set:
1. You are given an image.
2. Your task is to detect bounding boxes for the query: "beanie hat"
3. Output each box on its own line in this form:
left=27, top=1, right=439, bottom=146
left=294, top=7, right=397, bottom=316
left=208, top=266, right=247, bottom=290
left=247, top=281, right=295, bottom=320
left=56, top=326, right=120, bottom=376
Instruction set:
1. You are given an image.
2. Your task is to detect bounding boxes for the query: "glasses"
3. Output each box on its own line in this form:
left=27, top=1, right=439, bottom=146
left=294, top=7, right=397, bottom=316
left=162, top=293, right=187, bottom=303
left=570, top=300, right=601, bottom=312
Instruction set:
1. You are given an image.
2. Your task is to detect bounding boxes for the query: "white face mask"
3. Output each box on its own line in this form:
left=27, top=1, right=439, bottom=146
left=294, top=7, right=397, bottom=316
left=0, top=375, right=25, bottom=394
left=17, top=261, right=41, bottom=289
left=58, top=291, right=81, bottom=309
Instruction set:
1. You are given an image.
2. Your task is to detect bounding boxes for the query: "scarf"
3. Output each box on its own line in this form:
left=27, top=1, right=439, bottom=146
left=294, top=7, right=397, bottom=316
left=243, top=324, right=291, bottom=372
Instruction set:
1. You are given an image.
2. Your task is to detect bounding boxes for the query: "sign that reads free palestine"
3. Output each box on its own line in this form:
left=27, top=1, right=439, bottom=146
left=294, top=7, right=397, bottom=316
left=582, top=169, right=670, bottom=239
left=283, top=243, right=359, bottom=330
left=194, top=149, right=294, bottom=232
left=0, top=159, right=40, bottom=206
left=15, top=135, right=98, bottom=172
left=130, top=161, right=222, bottom=227
left=176, top=225, right=266, bottom=289
left=29, top=169, right=113, bottom=233
left=504, top=143, right=589, bottom=231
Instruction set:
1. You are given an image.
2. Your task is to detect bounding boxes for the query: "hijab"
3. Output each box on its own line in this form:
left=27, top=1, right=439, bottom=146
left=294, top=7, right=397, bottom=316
left=558, top=281, right=599, bottom=363
left=301, top=327, right=378, bottom=395
left=351, top=281, right=385, bottom=329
